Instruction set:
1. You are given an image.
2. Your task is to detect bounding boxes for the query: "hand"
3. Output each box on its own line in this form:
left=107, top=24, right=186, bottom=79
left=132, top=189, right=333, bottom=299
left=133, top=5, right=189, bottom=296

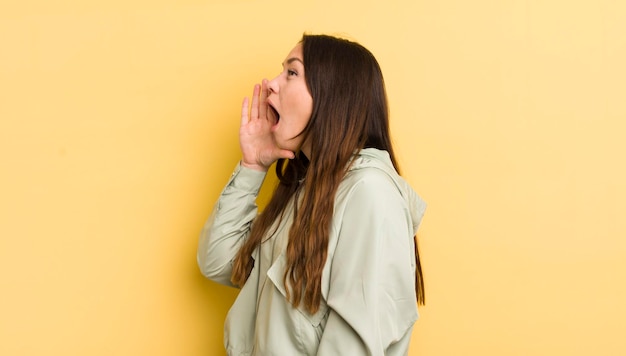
left=239, top=80, right=295, bottom=171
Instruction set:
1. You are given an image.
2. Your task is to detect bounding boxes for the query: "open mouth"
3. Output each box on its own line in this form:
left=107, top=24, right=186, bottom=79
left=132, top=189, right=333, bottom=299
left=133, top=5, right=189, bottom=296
left=267, top=103, right=280, bottom=125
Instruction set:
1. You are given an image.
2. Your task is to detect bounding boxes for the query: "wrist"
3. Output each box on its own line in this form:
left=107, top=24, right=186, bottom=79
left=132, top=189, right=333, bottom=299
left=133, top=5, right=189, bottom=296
left=240, top=160, right=269, bottom=172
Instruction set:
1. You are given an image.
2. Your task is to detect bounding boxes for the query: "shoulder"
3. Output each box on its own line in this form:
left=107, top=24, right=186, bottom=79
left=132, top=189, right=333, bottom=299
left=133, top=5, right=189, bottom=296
left=344, top=163, right=402, bottom=193
left=336, top=166, right=406, bottom=215
left=338, top=148, right=406, bottom=200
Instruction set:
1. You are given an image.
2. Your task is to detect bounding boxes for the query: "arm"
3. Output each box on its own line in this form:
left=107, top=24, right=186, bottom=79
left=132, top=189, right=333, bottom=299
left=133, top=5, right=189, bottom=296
left=197, top=163, right=266, bottom=286
left=198, top=80, right=295, bottom=286
left=317, top=172, right=419, bottom=355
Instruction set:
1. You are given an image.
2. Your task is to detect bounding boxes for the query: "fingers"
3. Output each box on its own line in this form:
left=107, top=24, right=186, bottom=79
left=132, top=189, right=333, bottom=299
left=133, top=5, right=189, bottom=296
left=259, top=79, right=268, bottom=120
left=241, top=97, right=249, bottom=125
left=242, top=81, right=268, bottom=125
left=249, top=84, right=260, bottom=120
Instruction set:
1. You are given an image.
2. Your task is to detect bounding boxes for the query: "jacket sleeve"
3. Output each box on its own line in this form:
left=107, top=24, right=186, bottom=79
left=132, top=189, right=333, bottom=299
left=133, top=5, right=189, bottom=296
left=317, top=171, right=419, bottom=356
left=197, top=163, right=267, bottom=286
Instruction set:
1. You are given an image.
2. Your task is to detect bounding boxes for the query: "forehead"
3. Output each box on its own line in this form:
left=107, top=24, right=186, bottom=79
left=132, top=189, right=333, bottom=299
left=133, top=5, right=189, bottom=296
left=284, top=43, right=304, bottom=61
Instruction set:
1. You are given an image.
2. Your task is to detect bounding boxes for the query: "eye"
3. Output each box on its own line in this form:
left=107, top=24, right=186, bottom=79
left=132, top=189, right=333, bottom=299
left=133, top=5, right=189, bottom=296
left=287, top=69, right=298, bottom=77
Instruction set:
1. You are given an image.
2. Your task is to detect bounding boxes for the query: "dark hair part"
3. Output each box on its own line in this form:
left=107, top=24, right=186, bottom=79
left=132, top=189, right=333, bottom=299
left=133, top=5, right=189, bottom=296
left=231, top=34, right=425, bottom=313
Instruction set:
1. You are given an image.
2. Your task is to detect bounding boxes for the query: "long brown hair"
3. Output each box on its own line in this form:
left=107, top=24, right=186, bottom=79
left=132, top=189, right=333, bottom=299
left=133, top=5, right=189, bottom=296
left=231, top=34, right=425, bottom=313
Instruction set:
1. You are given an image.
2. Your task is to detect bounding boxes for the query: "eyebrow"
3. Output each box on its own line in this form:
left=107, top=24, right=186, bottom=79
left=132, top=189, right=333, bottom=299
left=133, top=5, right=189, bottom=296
left=282, top=57, right=304, bottom=66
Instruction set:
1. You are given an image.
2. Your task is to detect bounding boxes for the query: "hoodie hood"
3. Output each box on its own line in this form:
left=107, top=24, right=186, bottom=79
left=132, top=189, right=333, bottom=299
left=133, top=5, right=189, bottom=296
left=348, top=148, right=427, bottom=234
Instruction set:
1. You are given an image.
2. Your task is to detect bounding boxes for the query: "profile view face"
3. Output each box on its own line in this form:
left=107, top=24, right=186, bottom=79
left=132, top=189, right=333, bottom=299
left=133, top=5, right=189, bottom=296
left=266, top=43, right=313, bottom=156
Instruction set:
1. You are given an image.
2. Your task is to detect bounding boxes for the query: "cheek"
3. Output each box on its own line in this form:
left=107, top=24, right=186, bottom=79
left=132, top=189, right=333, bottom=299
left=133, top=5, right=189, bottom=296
left=296, top=93, right=313, bottom=120
left=283, top=96, right=311, bottom=121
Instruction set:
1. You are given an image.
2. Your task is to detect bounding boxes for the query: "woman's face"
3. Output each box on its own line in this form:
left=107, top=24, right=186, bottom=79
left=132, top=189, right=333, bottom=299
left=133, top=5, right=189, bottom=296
left=267, top=43, right=313, bottom=157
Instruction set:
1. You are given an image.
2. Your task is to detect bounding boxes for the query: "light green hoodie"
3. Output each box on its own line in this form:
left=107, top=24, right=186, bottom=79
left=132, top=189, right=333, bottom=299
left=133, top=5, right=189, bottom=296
left=198, top=148, right=426, bottom=355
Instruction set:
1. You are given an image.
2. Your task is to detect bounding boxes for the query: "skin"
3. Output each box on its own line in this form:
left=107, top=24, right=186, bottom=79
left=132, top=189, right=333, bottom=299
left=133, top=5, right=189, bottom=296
left=239, top=44, right=313, bottom=171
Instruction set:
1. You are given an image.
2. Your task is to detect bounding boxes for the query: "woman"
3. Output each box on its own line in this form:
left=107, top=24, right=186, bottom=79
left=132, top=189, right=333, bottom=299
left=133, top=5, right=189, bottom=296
left=198, top=34, right=427, bottom=355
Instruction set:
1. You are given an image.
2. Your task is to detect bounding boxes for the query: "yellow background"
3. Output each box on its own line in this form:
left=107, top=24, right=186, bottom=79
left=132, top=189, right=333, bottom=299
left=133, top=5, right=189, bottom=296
left=1, top=0, right=625, bottom=355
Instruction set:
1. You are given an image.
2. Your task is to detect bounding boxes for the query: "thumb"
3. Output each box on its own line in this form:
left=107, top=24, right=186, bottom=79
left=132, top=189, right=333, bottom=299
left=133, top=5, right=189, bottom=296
left=276, top=149, right=296, bottom=160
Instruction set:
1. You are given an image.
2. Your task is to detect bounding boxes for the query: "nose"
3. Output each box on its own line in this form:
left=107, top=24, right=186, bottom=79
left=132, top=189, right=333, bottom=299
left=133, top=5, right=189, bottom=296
left=267, top=75, right=279, bottom=94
